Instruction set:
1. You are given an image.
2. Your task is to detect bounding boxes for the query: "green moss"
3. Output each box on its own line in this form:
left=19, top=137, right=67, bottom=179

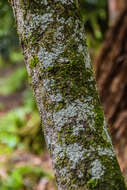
left=29, top=56, right=39, bottom=68
left=87, top=179, right=98, bottom=189
left=21, top=0, right=44, bottom=14
left=57, top=132, right=61, bottom=143
left=57, top=126, right=75, bottom=144
left=55, top=153, right=68, bottom=167
left=93, top=103, right=104, bottom=129
left=55, top=103, right=64, bottom=112
left=46, top=57, right=95, bottom=101
left=99, top=155, right=126, bottom=189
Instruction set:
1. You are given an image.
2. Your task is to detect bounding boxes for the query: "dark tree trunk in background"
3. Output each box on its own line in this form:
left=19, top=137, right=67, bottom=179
left=96, top=5, right=127, bottom=173
left=108, top=0, right=125, bottom=25
left=10, top=0, right=126, bottom=189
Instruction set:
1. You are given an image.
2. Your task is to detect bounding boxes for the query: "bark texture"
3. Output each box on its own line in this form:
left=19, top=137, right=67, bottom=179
left=10, top=0, right=126, bottom=189
left=96, top=5, right=127, bottom=172
left=108, top=0, right=125, bottom=25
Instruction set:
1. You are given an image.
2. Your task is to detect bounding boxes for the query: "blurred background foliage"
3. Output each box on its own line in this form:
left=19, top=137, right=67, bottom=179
left=0, top=0, right=116, bottom=189
left=0, top=0, right=19, bottom=65
left=80, top=0, right=108, bottom=48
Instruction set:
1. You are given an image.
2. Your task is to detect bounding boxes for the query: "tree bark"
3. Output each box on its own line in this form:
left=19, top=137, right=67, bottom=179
left=9, top=0, right=126, bottom=189
left=108, top=0, right=125, bottom=25
left=95, top=4, right=127, bottom=173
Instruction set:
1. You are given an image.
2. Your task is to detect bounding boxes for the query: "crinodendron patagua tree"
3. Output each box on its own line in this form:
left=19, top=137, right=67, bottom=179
left=9, top=0, right=127, bottom=189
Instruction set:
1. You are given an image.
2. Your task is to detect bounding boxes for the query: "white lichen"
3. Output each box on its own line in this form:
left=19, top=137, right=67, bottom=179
left=90, top=159, right=104, bottom=179
left=49, top=93, right=63, bottom=102
left=54, top=143, right=97, bottom=171
left=78, top=44, right=84, bottom=52
left=78, top=171, right=84, bottom=178
left=24, top=13, right=53, bottom=39
left=43, top=78, right=55, bottom=92
left=98, top=146, right=114, bottom=158
left=56, top=17, right=65, bottom=24
left=60, top=168, right=67, bottom=177
left=54, top=25, right=65, bottom=41
left=66, top=143, right=84, bottom=169
left=53, top=98, right=96, bottom=131
left=72, top=124, right=85, bottom=135
left=38, top=47, right=56, bottom=68
left=38, top=42, right=66, bottom=68
left=54, top=0, right=73, bottom=5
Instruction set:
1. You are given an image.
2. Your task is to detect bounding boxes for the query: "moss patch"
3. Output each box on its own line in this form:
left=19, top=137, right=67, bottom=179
left=46, top=57, right=95, bottom=101
left=29, top=56, right=39, bottom=68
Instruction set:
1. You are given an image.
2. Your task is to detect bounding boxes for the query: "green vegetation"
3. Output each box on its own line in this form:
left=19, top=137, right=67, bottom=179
left=0, top=67, right=27, bottom=95
left=0, top=0, right=19, bottom=65
left=0, top=165, right=53, bottom=190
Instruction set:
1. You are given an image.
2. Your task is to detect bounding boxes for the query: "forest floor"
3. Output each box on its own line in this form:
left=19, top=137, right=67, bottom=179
left=0, top=63, right=56, bottom=190
left=0, top=92, right=56, bottom=189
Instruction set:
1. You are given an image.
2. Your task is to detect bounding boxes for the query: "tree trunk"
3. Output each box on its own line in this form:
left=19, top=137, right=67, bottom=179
left=9, top=0, right=126, bottom=189
left=108, top=0, right=125, bottom=25
left=96, top=4, right=127, bottom=173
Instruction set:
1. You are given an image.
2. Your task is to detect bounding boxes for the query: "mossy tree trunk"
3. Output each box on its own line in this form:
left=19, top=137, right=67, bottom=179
left=10, top=0, right=126, bottom=189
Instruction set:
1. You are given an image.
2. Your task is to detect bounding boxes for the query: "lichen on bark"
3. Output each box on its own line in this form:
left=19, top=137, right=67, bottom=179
left=10, top=0, right=127, bottom=189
